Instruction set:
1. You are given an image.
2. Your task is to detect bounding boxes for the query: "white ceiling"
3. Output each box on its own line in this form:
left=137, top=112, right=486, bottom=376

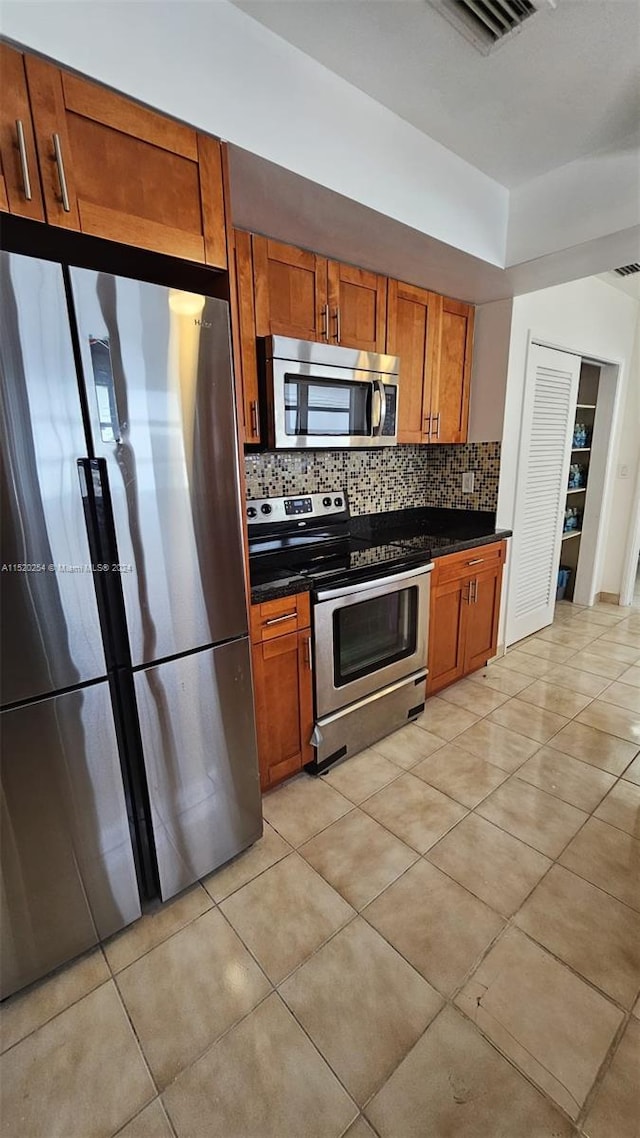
left=231, top=0, right=640, bottom=188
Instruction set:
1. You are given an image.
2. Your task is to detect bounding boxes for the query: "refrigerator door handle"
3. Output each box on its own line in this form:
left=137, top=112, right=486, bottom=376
left=77, top=458, right=130, bottom=668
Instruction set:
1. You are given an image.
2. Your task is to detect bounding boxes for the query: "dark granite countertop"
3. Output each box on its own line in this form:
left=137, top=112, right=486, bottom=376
left=249, top=506, right=511, bottom=604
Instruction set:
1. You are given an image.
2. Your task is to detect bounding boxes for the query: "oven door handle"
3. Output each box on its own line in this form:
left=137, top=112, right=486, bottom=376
left=372, top=378, right=387, bottom=437
left=315, top=561, right=433, bottom=602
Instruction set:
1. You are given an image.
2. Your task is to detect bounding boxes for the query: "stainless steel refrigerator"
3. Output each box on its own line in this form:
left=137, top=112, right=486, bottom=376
left=0, top=250, right=262, bottom=999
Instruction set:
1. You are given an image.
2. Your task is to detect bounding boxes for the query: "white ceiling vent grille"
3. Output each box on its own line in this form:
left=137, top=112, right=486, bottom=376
left=428, top=0, right=556, bottom=54
left=614, top=264, right=640, bottom=277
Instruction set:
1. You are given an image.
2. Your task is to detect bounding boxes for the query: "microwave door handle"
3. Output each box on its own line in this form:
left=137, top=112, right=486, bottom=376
left=372, top=378, right=387, bottom=437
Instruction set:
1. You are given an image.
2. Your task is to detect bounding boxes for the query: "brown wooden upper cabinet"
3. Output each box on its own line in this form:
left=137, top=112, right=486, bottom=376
left=433, top=296, right=474, bottom=444
left=0, top=47, right=227, bottom=267
left=251, top=234, right=386, bottom=352
left=253, top=234, right=328, bottom=342
left=387, top=280, right=474, bottom=445
left=326, top=261, right=387, bottom=352
left=0, top=45, right=45, bottom=221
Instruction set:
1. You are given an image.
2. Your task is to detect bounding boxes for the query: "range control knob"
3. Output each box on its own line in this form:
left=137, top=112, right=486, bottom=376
left=322, top=496, right=332, bottom=508
left=260, top=503, right=272, bottom=515
left=334, top=497, right=343, bottom=508
left=247, top=506, right=257, bottom=519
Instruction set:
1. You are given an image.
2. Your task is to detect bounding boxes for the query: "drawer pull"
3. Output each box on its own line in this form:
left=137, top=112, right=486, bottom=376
left=52, top=133, right=70, bottom=212
left=264, top=611, right=297, bottom=626
left=467, top=558, right=484, bottom=565
left=15, top=120, right=32, bottom=201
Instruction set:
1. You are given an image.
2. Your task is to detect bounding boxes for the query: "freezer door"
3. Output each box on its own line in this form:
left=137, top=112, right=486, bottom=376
left=0, top=252, right=107, bottom=706
left=1, top=682, right=141, bottom=999
left=134, top=638, right=262, bottom=900
left=69, top=269, right=248, bottom=666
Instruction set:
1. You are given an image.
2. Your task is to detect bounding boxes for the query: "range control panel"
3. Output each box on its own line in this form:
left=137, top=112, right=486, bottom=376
left=246, top=491, right=347, bottom=526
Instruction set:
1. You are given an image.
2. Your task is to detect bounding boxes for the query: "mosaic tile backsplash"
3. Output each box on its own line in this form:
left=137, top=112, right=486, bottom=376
left=245, top=442, right=501, bottom=515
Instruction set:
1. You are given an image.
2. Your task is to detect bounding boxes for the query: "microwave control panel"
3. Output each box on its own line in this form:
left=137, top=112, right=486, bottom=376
left=382, top=385, right=397, bottom=437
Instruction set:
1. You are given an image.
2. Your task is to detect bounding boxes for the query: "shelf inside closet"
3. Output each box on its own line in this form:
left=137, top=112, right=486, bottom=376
left=558, top=362, right=600, bottom=603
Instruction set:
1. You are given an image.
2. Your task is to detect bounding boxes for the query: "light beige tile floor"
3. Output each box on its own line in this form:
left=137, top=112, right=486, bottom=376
left=2, top=598, right=639, bottom=1137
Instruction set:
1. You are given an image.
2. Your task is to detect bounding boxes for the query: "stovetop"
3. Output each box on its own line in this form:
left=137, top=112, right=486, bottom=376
left=247, top=491, right=433, bottom=591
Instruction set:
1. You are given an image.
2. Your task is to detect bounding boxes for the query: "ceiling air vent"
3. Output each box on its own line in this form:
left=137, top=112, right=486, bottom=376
left=428, top=0, right=556, bottom=54
left=614, top=264, right=640, bottom=277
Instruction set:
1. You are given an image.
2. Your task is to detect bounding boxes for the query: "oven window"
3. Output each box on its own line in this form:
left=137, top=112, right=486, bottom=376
left=284, top=375, right=370, bottom=436
left=333, top=586, right=417, bottom=686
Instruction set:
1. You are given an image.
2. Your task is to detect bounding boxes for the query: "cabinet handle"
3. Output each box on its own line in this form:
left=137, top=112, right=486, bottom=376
left=322, top=303, right=330, bottom=341
left=15, top=120, right=32, bottom=201
left=249, top=400, right=258, bottom=438
left=304, top=634, right=313, bottom=671
left=467, top=558, right=484, bottom=566
left=471, top=578, right=478, bottom=603
left=423, top=413, right=431, bottom=440
left=333, top=306, right=341, bottom=343
left=264, top=611, right=296, bottom=626
left=52, top=133, right=70, bottom=212
left=463, top=582, right=471, bottom=605
left=433, top=411, right=441, bottom=439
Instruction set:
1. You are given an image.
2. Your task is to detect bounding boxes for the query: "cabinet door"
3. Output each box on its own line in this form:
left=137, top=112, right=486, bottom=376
left=464, top=564, right=503, bottom=675
left=252, top=629, right=314, bottom=791
left=253, top=235, right=328, bottom=341
left=0, top=45, right=45, bottom=221
left=328, top=261, right=387, bottom=352
left=431, top=296, right=473, bottom=444
left=386, top=279, right=439, bottom=443
left=427, top=575, right=468, bottom=695
left=233, top=229, right=261, bottom=443
left=25, top=57, right=227, bottom=265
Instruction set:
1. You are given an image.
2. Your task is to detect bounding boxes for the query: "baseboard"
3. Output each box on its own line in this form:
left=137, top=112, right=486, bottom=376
left=597, top=591, right=621, bottom=605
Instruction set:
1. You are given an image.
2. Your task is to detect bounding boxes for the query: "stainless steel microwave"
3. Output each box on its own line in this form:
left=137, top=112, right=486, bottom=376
left=262, top=336, right=400, bottom=448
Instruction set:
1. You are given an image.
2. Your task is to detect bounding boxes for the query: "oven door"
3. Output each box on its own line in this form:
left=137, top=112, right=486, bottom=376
left=313, top=564, right=433, bottom=717
left=269, top=358, right=397, bottom=448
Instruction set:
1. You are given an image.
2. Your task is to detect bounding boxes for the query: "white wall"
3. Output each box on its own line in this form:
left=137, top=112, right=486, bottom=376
left=600, top=313, right=640, bottom=595
left=1, top=0, right=508, bottom=266
left=497, top=277, right=639, bottom=632
left=506, top=140, right=640, bottom=265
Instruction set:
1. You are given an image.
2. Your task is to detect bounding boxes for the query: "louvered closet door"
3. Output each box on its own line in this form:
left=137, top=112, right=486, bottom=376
left=506, top=344, right=581, bottom=645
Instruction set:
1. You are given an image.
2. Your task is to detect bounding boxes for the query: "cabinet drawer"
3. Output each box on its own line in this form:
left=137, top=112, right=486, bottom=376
left=433, top=541, right=506, bottom=585
left=250, top=592, right=311, bottom=643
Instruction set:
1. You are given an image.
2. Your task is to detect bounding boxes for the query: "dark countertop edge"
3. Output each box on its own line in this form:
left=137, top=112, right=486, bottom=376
left=250, top=576, right=312, bottom=605
left=430, top=529, right=512, bottom=559
left=250, top=529, right=512, bottom=604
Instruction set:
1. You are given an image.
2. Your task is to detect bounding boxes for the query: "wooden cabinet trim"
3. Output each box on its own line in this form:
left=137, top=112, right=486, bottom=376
left=77, top=199, right=205, bottom=260
left=60, top=71, right=198, bottom=159
left=197, top=133, right=227, bottom=269
left=233, top=228, right=260, bottom=443
left=0, top=45, right=45, bottom=221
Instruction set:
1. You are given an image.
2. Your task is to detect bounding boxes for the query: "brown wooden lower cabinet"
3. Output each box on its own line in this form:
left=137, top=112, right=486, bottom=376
left=427, top=541, right=506, bottom=695
left=250, top=594, right=314, bottom=792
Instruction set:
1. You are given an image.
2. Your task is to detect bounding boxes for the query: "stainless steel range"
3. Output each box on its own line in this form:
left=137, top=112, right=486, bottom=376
left=247, top=492, right=433, bottom=773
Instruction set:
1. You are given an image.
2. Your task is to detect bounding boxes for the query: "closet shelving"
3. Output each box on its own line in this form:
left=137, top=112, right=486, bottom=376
left=559, top=364, right=600, bottom=600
